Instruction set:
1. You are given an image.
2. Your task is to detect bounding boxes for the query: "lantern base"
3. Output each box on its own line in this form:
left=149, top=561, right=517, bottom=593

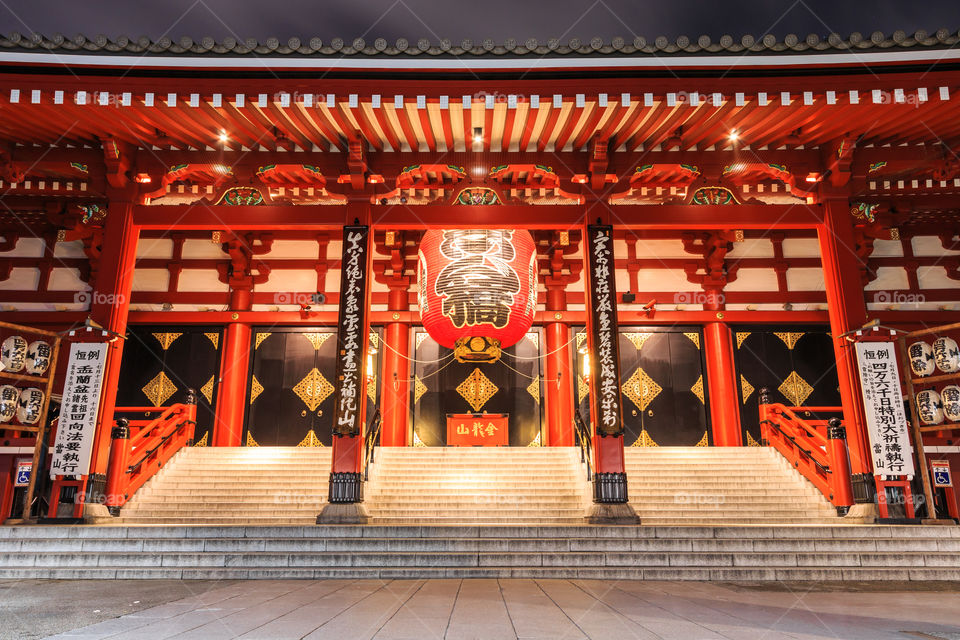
left=454, top=336, right=502, bottom=363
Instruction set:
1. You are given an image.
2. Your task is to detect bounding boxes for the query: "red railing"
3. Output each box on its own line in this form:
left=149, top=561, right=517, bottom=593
left=758, top=388, right=853, bottom=508
left=104, top=389, right=197, bottom=510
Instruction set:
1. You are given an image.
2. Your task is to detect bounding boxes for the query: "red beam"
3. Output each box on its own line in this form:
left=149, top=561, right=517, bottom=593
left=133, top=204, right=350, bottom=230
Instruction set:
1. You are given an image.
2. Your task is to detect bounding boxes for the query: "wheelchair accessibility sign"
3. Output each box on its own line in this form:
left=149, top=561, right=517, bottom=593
left=14, top=461, right=31, bottom=487
left=931, top=460, right=953, bottom=488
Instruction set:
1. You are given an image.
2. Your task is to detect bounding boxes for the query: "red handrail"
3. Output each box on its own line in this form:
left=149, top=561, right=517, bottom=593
left=104, top=389, right=197, bottom=510
left=758, top=388, right=853, bottom=508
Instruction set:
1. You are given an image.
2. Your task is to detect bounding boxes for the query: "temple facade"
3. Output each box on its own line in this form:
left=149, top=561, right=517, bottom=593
left=1, top=30, right=960, bottom=527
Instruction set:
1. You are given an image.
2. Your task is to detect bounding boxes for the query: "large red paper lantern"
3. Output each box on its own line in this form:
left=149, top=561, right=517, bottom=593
left=418, top=229, right=537, bottom=358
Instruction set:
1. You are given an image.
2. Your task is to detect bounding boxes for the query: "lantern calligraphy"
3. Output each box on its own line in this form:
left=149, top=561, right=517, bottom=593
left=418, top=229, right=537, bottom=362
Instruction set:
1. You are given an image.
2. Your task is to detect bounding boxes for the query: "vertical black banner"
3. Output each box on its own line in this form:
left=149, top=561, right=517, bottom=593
left=332, top=225, right=370, bottom=436
left=586, top=224, right=624, bottom=436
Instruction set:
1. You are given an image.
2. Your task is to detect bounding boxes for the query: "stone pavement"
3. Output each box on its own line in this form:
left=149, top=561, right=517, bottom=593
left=3, top=579, right=959, bottom=639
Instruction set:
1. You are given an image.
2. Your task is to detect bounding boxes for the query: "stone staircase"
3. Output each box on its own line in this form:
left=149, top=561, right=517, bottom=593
left=365, top=447, right=589, bottom=524
left=118, top=447, right=332, bottom=525
left=626, top=446, right=841, bottom=525
left=2, top=524, right=959, bottom=580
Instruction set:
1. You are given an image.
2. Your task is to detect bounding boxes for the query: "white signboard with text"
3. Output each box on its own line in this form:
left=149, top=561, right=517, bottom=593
left=50, top=342, right=107, bottom=478
left=854, top=341, right=915, bottom=477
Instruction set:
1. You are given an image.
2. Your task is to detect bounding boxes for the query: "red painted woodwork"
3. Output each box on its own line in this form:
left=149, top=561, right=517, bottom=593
left=817, top=198, right=872, bottom=476
left=446, top=414, right=509, bottom=447
left=593, top=434, right=625, bottom=474
left=703, top=322, right=742, bottom=446
left=381, top=322, right=410, bottom=447
left=104, top=400, right=197, bottom=508
left=88, top=198, right=138, bottom=477
left=759, top=401, right=853, bottom=507
left=417, top=229, right=537, bottom=349
left=331, top=434, right=363, bottom=473
left=545, top=322, right=574, bottom=446
left=213, top=322, right=251, bottom=447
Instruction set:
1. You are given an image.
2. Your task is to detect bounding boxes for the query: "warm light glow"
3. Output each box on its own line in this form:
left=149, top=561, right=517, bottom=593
left=134, top=173, right=152, bottom=184
left=805, top=172, right=820, bottom=183
left=473, top=134, right=483, bottom=143
left=580, top=349, right=590, bottom=379
left=728, top=130, right=739, bottom=142
left=213, top=164, right=231, bottom=175
left=218, top=130, right=229, bottom=144
left=366, top=353, right=374, bottom=379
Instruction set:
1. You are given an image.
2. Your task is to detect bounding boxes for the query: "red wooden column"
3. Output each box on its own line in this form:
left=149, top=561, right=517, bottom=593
left=213, top=286, right=252, bottom=447
left=703, top=321, right=743, bottom=446
left=381, top=287, right=410, bottom=446
left=88, top=196, right=139, bottom=479
left=544, top=286, right=574, bottom=446
left=817, top=197, right=875, bottom=507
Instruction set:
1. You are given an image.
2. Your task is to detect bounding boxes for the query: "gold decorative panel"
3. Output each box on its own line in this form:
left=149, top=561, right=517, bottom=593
left=204, top=332, right=219, bottom=349
left=740, top=375, right=755, bottom=403
left=200, top=375, right=215, bottom=404
left=630, top=428, right=659, bottom=447
left=525, top=332, right=540, bottom=350
left=292, top=368, right=335, bottom=412
left=623, top=367, right=662, bottom=412
left=367, top=376, right=377, bottom=403
left=414, top=376, right=427, bottom=404
left=303, top=332, right=334, bottom=350
left=526, top=375, right=540, bottom=403
left=690, top=375, right=704, bottom=404
left=745, top=431, right=761, bottom=447
left=576, top=332, right=587, bottom=350
left=249, top=375, right=264, bottom=404
left=246, top=432, right=259, bottom=447
left=456, top=367, right=499, bottom=412
left=142, top=371, right=177, bottom=407
left=412, top=431, right=427, bottom=447
left=695, top=431, right=709, bottom=447
left=297, top=429, right=324, bottom=447
left=254, top=332, right=272, bottom=350
left=416, top=333, right=429, bottom=350
left=623, top=332, right=653, bottom=351
left=736, top=332, right=751, bottom=349
left=683, top=332, right=701, bottom=349
left=779, top=371, right=813, bottom=406
left=193, top=432, right=209, bottom=447
left=774, top=331, right=805, bottom=350
left=369, top=332, right=380, bottom=350
left=577, top=375, right=590, bottom=404
left=528, top=432, right=542, bottom=447
left=152, top=332, right=182, bottom=350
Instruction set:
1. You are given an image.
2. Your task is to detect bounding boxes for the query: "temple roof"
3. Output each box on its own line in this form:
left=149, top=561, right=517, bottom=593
left=2, top=29, right=959, bottom=60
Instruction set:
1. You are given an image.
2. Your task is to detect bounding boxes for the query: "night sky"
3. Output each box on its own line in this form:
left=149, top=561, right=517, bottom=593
left=0, top=0, right=957, bottom=44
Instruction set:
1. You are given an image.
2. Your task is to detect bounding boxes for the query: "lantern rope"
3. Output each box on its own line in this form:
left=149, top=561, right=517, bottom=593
left=500, top=334, right=578, bottom=360
left=379, top=336, right=456, bottom=364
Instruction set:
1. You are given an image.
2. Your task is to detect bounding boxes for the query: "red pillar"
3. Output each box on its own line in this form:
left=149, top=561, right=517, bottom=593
left=88, top=198, right=138, bottom=476
left=545, top=321, right=574, bottom=446
left=213, top=287, right=252, bottom=447
left=818, top=197, right=873, bottom=500
left=703, top=322, right=742, bottom=446
left=381, top=319, right=410, bottom=446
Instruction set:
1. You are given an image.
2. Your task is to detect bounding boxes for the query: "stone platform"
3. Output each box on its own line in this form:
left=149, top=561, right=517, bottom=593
left=1, top=524, right=958, bottom=581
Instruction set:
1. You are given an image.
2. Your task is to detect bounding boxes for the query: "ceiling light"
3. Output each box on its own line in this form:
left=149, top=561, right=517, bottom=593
left=218, top=130, right=229, bottom=144
left=473, top=126, right=483, bottom=143
left=728, top=130, right=739, bottom=142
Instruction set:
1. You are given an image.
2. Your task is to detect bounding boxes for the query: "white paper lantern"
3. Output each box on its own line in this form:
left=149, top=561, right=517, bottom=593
left=933, top=337, right=960, bottom=373
left=0, top=335, right=28, bottom=372
left=941, top=385, right=960, bottom=422
left=0, top=385, right=19, bottom=423
left=917, top=389, right=944, bottom=426
left=15, top=387, right=44, bottom=425
left=25, top=340, right=51, bottom=376
left=908, top=341, right=936, bottom=377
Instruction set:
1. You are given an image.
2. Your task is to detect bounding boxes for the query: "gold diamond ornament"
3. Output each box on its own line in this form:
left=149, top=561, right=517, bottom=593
left=200, top=375, right=215, bottom=404
left=254, top=332, right=272, bottom=350
left=695, top=431, right=709, bottom=447
left=414, top=376, right=427, bottom=404
left=690, top=375, right=704, bottom=404
left=774, top=332, right=805, bottom=350
left=303, top=332, right=334, bottom=350
left=623, top=332, right=653, bottom=351
left=623, top=367, right=662, bottom=412
left=292, top=368, right=335, bottom=412
left=245, top=432, right=259, bottom=447
left=249, top=375, right=264, bottom=404
left=745, top=431, right=761, bottom=447
left=740, top=375, right=755, bottom=403
left=736, top=332, right=751, bottom=349
left=577, top=375, right=590, bottom=404
left=193, top=432, right=209, bottom=447
left=526, top=375, right=540, bottom=403
left=456, top=367, right=499, bottom=412
left=142, top=371, right=177, bottom=407
left=630, top=428, right=659, bottom=447
left=779, top=370, right=813, bottom=406
left=297, top=429, right=324, bottom=447
left=152, top=332, right=182, bottom=350
left=683, top=332, right=701, bottom=349
left=204, top=332, right=219, bottom=349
